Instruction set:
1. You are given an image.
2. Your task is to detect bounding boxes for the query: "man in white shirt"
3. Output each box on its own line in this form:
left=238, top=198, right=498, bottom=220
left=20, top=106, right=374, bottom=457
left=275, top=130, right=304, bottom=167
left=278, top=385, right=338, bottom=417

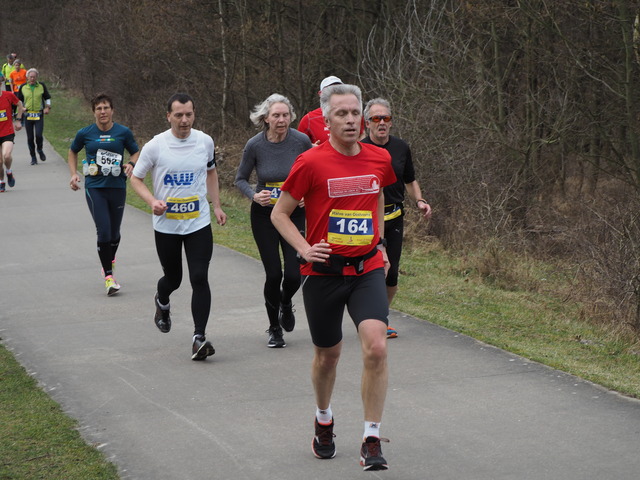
left=131, top=93, right=226, bottom=361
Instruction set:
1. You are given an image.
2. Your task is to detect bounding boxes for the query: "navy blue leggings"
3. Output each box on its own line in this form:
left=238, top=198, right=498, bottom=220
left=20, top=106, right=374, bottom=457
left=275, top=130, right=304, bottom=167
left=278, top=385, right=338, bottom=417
left=154, top=225, right=213, bottom=336
left=85, top=187, right=126, bottom=276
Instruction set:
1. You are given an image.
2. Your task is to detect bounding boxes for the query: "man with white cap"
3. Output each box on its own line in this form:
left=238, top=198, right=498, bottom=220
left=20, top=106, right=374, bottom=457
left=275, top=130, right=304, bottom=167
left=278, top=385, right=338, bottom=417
left=297, top=75, right=344, bottom=145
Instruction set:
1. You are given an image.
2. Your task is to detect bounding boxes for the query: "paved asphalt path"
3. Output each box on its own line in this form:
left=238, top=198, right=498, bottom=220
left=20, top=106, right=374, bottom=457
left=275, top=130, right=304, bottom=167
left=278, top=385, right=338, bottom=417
left=1, top=129, right=640, bottom=479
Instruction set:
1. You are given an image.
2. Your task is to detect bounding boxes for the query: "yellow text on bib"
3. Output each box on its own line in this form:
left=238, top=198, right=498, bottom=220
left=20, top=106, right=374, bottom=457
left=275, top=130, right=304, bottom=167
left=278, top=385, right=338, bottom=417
left=327, top=209, right=374, bottom=246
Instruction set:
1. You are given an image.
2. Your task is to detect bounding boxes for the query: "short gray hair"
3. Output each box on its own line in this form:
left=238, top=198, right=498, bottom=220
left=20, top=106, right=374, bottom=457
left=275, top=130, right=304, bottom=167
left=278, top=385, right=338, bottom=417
left=249, top=93, right=296, bottom=130
left=364, top=98, right=392, bottom=120
left=319, top=84, right=362, bottom=118
left=26, top=68, right=39, bottom=77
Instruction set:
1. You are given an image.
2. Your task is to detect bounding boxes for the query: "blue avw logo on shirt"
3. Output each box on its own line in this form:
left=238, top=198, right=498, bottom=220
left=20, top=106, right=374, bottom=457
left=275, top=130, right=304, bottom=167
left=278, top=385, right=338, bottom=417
left=163, top=173, right=194, bottom=186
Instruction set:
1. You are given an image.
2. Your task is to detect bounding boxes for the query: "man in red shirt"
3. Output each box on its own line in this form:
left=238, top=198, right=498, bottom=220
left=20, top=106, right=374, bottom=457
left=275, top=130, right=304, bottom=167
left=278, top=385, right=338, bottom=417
left=272, top=83, right=396, bottom=471
left=0, top=75, right=24, bottom=192
left=298, top=75, right=365, bottom=145
left=297, top=75, right=342, bottom=145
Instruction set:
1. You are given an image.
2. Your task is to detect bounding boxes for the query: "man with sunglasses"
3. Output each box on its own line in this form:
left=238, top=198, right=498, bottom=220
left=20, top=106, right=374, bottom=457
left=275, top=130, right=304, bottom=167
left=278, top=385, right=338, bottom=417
left=361, top=98, right=432, bottom=338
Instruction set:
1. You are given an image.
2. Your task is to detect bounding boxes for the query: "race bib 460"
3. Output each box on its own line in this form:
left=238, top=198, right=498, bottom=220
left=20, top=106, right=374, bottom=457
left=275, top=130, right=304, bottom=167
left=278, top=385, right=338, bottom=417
left=166, top=196, right=200, bottom=220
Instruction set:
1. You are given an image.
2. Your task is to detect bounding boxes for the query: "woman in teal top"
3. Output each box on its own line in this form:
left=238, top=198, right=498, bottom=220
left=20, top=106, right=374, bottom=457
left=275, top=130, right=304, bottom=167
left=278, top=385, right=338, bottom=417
left=68, top=93, right=140, bottom=296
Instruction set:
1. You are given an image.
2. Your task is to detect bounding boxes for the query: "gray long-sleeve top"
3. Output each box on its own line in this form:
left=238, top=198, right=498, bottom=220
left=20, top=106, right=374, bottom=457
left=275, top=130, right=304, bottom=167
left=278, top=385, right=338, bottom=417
left=235, top=128, right=313, bottom=200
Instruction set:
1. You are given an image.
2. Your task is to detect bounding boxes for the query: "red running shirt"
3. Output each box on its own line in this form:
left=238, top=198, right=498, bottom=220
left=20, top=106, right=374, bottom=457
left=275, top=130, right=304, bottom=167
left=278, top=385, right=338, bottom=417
left=282, top=141, right=396, bottom=275
left=0, top=91, right=19, bottom=137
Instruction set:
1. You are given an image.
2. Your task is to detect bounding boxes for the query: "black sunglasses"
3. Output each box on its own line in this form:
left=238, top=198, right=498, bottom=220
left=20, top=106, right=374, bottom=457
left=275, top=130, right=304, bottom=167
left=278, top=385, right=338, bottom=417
left=367, top=115, right=392, bottom=123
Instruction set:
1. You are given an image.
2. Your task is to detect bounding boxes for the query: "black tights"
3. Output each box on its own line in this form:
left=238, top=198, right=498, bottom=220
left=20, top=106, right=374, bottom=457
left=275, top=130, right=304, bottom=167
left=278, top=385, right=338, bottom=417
left=251, top=202, right=304, bottom=327
left=154, top=225, right=213, bottom=336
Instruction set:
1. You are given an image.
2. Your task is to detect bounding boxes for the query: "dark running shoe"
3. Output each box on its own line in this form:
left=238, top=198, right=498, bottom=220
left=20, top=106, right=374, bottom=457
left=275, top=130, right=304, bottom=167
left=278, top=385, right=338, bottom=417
left=360, top=436, right=389, bottom=471
left=278, top=302, right=296, bottom=332
left=6, top=172, right=15, bottom=188
left=0, top=182, right=4, bottom=193
left=312, top=418, right=336, bottom=459
left=266, top=326, right=286, bottom=348
left=154, top=293, right=171, bottom=333
left=38, top=149, right=46, bottom=161
left=30, top=157, right=37, bottom=165
left=192, top=335, right=215, bottom=360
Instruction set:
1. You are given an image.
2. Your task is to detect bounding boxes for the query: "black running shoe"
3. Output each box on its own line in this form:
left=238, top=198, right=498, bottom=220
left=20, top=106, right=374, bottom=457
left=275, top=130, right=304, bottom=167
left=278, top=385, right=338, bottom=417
left=266, top=326, right=286, bottom=348
left=192, top=335, right=215, bottom=360
left=278, top=302, right=295, bottom=332
left=6, top=172, right=15, bottom=188
left=360, top=436, right=389, bottom=471
left=38, top=149, right=46, bottom=161
left=154, top=293, right=171, bottom=333
left=312, top=418, right=336, bottom=459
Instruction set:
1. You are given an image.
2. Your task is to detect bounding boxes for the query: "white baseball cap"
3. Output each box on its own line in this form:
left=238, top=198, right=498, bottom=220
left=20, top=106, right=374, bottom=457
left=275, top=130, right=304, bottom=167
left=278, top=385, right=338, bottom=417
left=319, top=75, right=343, bottom=91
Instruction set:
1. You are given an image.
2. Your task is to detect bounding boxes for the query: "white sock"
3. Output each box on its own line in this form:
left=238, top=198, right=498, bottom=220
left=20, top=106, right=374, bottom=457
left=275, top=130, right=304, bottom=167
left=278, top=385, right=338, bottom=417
left=364, top=421, right=381, bottom=439
left=156, top=297, right=170, bottom=310
left=316, top=405, right=333, bottom=424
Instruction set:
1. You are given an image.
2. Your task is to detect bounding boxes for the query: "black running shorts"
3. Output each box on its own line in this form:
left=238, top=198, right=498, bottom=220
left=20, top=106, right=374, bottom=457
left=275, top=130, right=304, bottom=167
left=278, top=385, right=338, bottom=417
left=302, top=268, right=389, bottom=348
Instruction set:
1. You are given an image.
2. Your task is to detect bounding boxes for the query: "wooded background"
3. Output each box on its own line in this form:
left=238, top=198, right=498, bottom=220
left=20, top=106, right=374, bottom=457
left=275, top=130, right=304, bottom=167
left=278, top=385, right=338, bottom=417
left=3, top=0, right=640, bottom=335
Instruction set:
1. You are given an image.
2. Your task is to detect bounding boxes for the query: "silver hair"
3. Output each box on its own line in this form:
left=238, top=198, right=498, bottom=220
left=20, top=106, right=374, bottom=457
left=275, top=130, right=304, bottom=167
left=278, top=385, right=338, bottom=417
left=364, top=98, right=392, bottom=120
left=319, top=83, right=362, bottom=118
left=26, top=68, right=39, bottom=77
left=249, top=93, right=297, bottom=130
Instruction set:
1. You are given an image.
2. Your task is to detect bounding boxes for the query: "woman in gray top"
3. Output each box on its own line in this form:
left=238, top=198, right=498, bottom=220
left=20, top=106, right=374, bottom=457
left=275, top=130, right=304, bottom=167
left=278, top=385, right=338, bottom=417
left=235, top=93, right=312, bottom=348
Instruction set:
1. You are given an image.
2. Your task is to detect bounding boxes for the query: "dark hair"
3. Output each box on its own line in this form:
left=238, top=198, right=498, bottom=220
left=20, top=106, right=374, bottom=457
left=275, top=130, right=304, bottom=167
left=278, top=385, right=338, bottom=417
left=167, top=93, right=195, bottom=112
left=91, top=93, right=113, bottom=111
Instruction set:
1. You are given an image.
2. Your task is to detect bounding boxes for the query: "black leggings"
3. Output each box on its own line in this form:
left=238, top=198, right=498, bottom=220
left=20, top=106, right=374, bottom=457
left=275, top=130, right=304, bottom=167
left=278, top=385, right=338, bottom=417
left=384, top=215, right=404, bottom=287
left=24, top=117, right=44, bottom=157
left=154, top=225, right=213, bottom=336
left=251, top=202, right=304, bottom=326
left=85, top=187, right=126, bottom=276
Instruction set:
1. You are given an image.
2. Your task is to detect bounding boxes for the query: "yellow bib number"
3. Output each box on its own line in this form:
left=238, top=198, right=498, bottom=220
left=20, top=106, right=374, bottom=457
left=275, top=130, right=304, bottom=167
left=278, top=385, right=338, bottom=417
left=0, top=109, right=7, bottom=122
left=327, top=209, right=374, bottom=246
left=166, top=196, right=200, bottom=220
left=26, top=110, right=41, bottom=121
left=266, top=182, right=284, bottom=205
